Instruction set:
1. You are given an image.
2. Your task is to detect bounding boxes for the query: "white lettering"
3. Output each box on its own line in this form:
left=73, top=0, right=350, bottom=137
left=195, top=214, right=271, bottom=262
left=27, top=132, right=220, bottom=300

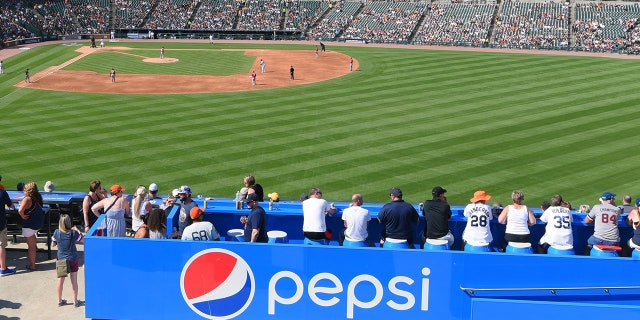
left=346, top=275, right=383, bottom=319
left=268, top=271, right=304, bottom=315
left=386, top=276, right=414, bottom=310
left=421, top=268, right=431, bottom=311
left=308, top=273, right=342, bottom=306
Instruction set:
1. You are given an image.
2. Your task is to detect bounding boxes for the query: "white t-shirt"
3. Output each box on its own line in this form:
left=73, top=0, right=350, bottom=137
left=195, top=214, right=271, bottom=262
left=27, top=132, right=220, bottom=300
left=539, top=206, right=573, bottom=246
left=505, top=205, right=530, bottom=235
left=342, top=205, right=370, bottom=241
left=131, top=199, right=150, bottom=232
left=181, top=221, right=220, bottom=241
left=302, top=197, right=331, bottom=232
left=462, top=203, right=493, bottom=245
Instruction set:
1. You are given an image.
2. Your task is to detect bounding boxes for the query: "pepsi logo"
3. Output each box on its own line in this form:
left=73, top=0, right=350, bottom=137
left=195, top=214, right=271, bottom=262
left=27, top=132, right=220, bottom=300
left=181, top=249, right=255, bottom=319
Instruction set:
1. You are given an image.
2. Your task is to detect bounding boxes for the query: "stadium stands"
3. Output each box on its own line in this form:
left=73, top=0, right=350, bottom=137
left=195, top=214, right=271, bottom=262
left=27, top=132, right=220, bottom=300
left=4, top=0, right=640, bottom=55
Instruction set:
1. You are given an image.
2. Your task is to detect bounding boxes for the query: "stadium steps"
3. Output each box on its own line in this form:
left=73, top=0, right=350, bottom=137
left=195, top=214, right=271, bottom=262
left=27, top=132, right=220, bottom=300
left=408, top=6, right=429, bottom=44
left=333, top=1, right=364, bottom=40
left=305, top=3, right=331, bottom=37
left=140, top=1, right=160, bottom=29
left=186, top=0, right=203, bottom=29
left=231, top=1, right=246, bottom=30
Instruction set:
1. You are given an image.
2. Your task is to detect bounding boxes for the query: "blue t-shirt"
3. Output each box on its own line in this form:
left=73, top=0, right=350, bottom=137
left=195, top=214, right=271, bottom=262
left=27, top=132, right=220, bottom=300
left=53, top=229, right=83, bottom=261
left=0, top=190, right=12, bottom=230
left=244, top=205, right=268, bottom=243
left=377, top=200, right=419, bottom=240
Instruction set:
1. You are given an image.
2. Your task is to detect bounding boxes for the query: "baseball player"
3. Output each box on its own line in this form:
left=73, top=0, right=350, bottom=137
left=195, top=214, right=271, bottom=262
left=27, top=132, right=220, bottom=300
left=110, top=68, right=116, bottom=83
left=0, top=60, right=3, bottom=74
left=100, top=39, right=104, bottom=48
left=315, top=46, right=319, bottom=58
left=25, top=68, right=30, bottom=83
left=251, top=70, right=256, bottom=85
left=160, top=47, right=165, bottom=59
left=209, top=34, right=214, bottom=44
left=260, top=59, right=266, bottom=73
left=350, top=57, right=353, bottom=72
left=289, top=66, right=294, bottom=80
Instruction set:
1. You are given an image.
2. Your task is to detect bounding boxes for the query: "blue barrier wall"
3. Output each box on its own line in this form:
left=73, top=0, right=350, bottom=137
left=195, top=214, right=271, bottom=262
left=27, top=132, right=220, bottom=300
left=85, top=202, right=640, bottom=320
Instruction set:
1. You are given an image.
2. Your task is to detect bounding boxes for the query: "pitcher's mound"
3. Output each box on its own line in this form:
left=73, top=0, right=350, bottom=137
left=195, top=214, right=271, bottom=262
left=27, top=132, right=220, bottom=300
left=144, top=58, right=179, bottom=63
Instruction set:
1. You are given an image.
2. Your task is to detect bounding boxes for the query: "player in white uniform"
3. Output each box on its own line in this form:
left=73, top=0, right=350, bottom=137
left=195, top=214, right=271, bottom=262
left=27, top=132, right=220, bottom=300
left=462, top=191, right=493, bottom=247
left=538, top=194, right=573, bottom=253
left=0, top=60, right=4, bottom=74
left=181, top=207, right=220, bottom=241
left=260, top=59, right=266, bottom=73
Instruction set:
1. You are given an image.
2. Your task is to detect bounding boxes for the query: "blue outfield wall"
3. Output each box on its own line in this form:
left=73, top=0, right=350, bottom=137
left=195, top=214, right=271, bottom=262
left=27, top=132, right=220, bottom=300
left=85, top=199, right=640, bottom=319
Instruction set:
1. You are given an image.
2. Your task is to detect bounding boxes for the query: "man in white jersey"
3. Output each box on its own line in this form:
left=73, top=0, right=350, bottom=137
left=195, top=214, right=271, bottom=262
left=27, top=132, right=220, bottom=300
left=181, top=207, right=220, bottom=241
left=538, top=194, right=573, bottom=254
left=339, top=194, right=370, bottom=246
left=585, top=191, right=621, bottom=254
left=462, top=190, right=493, bottom=248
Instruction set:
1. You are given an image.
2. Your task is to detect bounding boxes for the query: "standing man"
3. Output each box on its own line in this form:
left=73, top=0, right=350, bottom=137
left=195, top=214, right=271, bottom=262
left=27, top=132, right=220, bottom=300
left=377, top=187, right=419, bottom=248
left=315, top=46, right=319, bottom=58
left=177, top=185, right=198, bottom=237
left=147, top=183, right=162, bottom=208
left=241, top=193, right=268, bottom=242
left=0, top=60, right=4, bottom=74
left=181, top=207, right=220, bottom=241
left=110, top=30, right=115, bottom=40
left=302, top=187, right=336, bottom=242
left=0, top=186, right=16, bottom=275
left=289, top=65, right=295, bottom=80
left=25, top=68, right=30, bottom=83
left=209, top=34, right=214, bottom=44
left=619, top=195, right=634, bottom=214
left=349, top=57, right=353, bottom=72
left=339, top=194, right=370, bottom=246
left=100, top=38, right=104, bottom=48
left=260, top=59, right=266, bottom=73
left=160, top=46, right=165, bottom=59
left=109, top=68, right=116, bottom=83
left=423, top=186, right=454, bottom=248
left=251, top=70, right=256, bottom=85
left=585, top=191, right=621, bottom=254
left=320, top=42, right=326, bottom=52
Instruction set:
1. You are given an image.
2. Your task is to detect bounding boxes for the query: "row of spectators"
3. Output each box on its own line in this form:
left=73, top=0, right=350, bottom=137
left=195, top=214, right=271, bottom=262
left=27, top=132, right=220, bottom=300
left=4, top=0, right=640, bottom=54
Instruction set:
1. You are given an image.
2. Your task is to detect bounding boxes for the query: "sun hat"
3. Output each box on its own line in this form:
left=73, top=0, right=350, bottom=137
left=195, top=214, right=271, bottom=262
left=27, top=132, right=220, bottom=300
left=470, top=190, right=492, bottom=203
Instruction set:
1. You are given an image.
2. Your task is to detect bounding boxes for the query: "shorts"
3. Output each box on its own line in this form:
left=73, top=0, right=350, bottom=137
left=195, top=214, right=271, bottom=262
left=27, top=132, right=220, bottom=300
left=0, top=228, right=7, bottom=248
left=69, top=258, right=80, bottom=273
left=22, top=228, right=39, bottom=238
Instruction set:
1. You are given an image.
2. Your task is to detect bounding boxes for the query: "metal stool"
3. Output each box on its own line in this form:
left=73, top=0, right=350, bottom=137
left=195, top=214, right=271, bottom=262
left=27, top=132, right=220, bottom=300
left=506, top=242, right=533, bottom=254
left=304, top=238, right=328, bottom=245
left=590, top=244, right=620, bottom=257
left=464, top=242, right=491, bottom=252
left=547, top=244, right=574, bottom=255
left=344, top=238, right=367, bottom=247
left=424, top=239, right=450, bottom=251
left=267, top=230, right=288, bottom=244
left=226, top=229, right=245, bottom=242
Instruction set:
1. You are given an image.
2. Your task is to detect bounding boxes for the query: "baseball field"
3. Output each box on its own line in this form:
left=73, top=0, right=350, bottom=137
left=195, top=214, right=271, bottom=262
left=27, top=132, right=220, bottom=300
left=1, top=40, right=639, bottom=207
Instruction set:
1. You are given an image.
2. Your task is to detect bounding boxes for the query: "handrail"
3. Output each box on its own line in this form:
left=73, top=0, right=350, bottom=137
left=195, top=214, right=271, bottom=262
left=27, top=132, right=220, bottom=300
left=461, top=285, right=640, bottom=295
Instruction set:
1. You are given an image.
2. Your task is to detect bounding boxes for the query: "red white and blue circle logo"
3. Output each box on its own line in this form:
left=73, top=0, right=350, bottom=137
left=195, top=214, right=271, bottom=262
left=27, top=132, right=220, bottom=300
left=180, top=249, right=255, bottom=319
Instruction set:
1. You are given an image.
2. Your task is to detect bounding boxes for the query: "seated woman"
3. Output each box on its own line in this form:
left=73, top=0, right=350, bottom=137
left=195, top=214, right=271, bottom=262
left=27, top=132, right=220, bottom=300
left=498, top=190, right=536, bottom=249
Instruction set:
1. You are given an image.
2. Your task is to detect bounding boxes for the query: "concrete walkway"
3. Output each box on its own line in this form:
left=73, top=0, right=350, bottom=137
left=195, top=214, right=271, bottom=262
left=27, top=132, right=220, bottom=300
left=0, top=236, right=87, bottom=320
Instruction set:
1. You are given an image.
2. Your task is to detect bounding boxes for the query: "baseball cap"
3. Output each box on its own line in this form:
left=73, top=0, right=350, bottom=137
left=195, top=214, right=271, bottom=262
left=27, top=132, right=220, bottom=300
left=190, top=207, right=204, bottom=220
left=171, top=188, right=179, bottom=197
left=389, top=187, right=402, bottom=198
left=268, top=192, right=280, bottom=201
left=470, top=190, right=491, bottom=203
left=635, top=198, right=640, bottom=207
left=110, top=184, right=125, bottom=193
left=178, top=185, right=192, bottom=195
left=601, top=192, right=616, bottom=201
left=149, top=183, right=158, bottom=192
left=432, top=186, right=447, bottom=197
left=44, top=180, right=55, bottom=192
left=244, top=193, right=259, bottom=203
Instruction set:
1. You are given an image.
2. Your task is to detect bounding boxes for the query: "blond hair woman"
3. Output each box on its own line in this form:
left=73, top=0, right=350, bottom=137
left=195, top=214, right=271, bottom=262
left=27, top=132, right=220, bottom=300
left=18, top=182, right=45, bottom=271
left=498, top=190, right=537, bottom=246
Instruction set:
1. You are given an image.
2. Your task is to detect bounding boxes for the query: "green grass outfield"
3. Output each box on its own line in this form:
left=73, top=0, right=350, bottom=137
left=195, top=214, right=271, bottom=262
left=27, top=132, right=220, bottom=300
left=1, top=41, right=639, bottom=207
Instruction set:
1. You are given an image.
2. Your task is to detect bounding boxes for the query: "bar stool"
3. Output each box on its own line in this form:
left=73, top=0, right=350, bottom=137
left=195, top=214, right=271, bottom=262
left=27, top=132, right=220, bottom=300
left=424, top=239, right=450, bottom=251
left=506, top=242, right=533, bottom=254
left=590, top=244, right=620, bottom=257
left=547, top=244, right=574, bottom=255
left=464, top=241, right=491, bottom=252
left=267, top=230, right=288, bottom=244
left=383, top=239, right=410, bottom=249
left=304, top=238, right=328, bottom=245
left=344, top=238, right=367, bottom=247
left=632, top=248, right=640, bottom=259
left=226, top=229, right=245, bottom=242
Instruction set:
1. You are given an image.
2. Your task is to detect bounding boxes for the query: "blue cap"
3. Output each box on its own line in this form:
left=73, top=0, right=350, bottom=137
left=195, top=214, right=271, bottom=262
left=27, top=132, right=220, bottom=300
left=635, top=198, right=640, bottom=207
left=601, top=192, right=616, bottom=201
left=178, top=185, right=192, bottom=195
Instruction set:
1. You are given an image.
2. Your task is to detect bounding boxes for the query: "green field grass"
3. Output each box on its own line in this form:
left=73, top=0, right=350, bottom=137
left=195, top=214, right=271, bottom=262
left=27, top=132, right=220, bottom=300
left=1, top=41, right=639, bottom=208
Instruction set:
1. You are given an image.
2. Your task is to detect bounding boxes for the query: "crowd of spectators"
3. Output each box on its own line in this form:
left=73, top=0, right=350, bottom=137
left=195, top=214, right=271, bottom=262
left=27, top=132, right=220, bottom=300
left=5, top=0, right=640, bottom=55
left=113, top=0, right=157, bottom=29
left=573, top=2, right=640, bottom=53
left=236, top=0, right=284, bottom=31
left=340, top=2, right=426, bottom=43
left=414, top=2, right=495, bottom=46
left=190, top=0, right=240, bottom=30
left=490, top=0, right=570, bottom=50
